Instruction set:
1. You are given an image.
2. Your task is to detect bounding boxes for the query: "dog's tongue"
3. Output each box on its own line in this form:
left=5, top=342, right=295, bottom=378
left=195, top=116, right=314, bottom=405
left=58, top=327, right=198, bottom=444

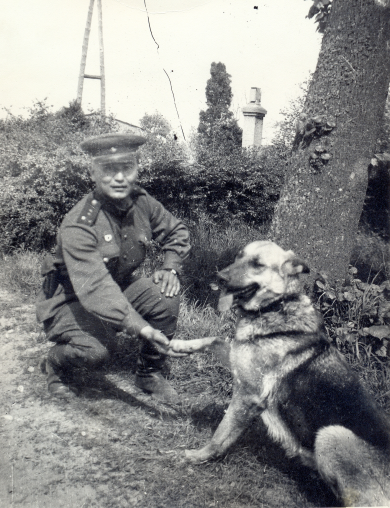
left=218, top=290, right=234, bottom=312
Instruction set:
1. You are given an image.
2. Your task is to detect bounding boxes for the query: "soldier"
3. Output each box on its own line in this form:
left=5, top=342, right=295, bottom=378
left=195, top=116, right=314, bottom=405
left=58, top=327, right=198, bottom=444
left=36, top=133, right=191, bottom=403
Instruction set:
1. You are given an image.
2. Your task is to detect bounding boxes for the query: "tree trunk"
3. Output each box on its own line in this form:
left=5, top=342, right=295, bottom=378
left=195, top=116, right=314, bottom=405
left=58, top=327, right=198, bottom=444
left=269, top=0, right=390, bottom=287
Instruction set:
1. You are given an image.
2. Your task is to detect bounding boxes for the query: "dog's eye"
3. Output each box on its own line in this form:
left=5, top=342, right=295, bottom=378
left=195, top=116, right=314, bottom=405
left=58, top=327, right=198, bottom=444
left=251, top=259, right=263, bottom=268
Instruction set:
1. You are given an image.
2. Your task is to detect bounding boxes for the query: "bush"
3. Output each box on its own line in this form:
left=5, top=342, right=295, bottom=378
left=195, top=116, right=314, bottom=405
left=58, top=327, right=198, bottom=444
left=137, top=112, right=192, bottom=218
left=314, top=267, right=390, bottom=410
left=132, top=212, right=263, bottom=306
left=315, top=266, right=390, bottom=361
left=0, top=101, right=118, bottom=252
left=188, top=146, right=284, bottom=226
left=0, top=105, right=284, bottom=253
left=139, top=138, right=284, bottom=227
left=138, top=112, right=283, bottom=228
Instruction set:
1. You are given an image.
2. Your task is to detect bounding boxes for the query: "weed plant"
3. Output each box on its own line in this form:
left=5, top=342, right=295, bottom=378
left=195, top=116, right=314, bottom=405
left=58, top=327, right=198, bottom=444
left=315, top=266, right=390, bottom=409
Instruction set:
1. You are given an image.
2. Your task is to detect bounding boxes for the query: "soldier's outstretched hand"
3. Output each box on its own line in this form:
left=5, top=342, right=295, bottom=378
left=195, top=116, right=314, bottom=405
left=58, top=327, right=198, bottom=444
left=139, top=325, right=188, bottom=357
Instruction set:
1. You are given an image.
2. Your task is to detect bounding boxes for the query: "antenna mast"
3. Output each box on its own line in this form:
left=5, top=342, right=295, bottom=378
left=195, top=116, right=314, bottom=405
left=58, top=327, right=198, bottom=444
left=76, top=0, right=106, bottom=115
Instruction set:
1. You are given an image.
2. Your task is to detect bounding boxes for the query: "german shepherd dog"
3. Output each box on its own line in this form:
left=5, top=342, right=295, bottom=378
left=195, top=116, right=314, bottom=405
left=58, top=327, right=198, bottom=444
left=184, top=241, right=390, bottom=507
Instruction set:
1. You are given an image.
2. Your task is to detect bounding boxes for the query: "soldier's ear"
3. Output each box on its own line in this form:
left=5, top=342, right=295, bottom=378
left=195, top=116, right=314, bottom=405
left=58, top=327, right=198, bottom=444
left=89, top=164, right=97, bottom=183
left=281, top=252, right=310, bottom=276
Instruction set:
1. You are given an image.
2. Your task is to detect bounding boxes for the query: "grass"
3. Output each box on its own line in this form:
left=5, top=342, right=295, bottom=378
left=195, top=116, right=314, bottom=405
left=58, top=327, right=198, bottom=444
left=182, top=213, right=264, bottom=304
left=0, top=218, right=389, bottom=507
left=0, top=218, right=389, bottom=409
left=0, top=248, right=45, bottom=297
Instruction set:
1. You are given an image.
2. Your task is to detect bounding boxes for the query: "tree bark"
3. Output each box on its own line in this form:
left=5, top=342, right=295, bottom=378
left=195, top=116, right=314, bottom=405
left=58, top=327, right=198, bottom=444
left=269, top=0, right=390, bottom=287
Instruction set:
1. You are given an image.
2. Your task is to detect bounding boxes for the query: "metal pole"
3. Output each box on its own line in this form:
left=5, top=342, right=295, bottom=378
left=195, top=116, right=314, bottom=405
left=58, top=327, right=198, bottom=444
left=97, top=0, right=106, bottom=115
left=77, top=0, right=95, bottom=105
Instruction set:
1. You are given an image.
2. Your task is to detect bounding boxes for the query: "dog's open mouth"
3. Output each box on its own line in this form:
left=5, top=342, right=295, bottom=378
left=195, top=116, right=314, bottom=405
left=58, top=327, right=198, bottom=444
left=230, top=283, right=259, bottom=302
left=218, top=283, right=259, bottom=312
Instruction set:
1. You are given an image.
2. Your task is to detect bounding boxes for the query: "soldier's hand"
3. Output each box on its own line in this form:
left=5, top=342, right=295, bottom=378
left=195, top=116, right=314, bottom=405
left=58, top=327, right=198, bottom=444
left=139, top=326, right=188, bottom=357
left=152, top=270, right=180, bottom=298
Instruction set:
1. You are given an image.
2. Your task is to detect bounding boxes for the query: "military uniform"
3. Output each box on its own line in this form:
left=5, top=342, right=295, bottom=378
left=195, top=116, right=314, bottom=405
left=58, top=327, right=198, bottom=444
left=37, top=133, right=191, bottom=400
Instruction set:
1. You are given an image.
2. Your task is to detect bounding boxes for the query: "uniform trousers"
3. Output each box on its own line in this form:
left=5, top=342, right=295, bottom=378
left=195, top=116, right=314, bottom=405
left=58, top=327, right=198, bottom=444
left=44, top=277, right=180, bottom=372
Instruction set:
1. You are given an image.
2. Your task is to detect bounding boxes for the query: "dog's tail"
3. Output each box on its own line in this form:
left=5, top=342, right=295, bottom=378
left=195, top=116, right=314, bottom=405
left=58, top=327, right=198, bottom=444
left=315, top=425, right=390, bottom=507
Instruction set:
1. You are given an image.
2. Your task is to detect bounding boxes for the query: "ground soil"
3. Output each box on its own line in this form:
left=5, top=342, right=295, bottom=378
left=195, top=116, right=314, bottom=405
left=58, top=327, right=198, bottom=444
left=0, top=288, right=338, bottom=508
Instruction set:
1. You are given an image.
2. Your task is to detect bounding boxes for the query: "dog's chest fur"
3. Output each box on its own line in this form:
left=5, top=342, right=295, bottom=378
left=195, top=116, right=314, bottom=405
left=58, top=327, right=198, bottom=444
left=229, top=295, right=320, bottom=400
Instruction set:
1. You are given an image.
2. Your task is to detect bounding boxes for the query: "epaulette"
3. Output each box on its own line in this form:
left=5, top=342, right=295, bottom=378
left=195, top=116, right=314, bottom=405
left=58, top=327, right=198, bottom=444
left=77, top=194, right=101, bottom=226
left=130, top=185, right=146, bottom=200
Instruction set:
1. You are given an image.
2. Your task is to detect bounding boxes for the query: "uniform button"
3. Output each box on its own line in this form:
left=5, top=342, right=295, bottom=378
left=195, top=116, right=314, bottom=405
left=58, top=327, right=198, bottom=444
left=123, top=255, right=127, bottom=260
left=103, top=257, right=108, bottom=263
left=123, top=234, right=128, bottom=239
left=91, top=199, right=98, bottom=206
left=81, top=216, right=86, bottom=221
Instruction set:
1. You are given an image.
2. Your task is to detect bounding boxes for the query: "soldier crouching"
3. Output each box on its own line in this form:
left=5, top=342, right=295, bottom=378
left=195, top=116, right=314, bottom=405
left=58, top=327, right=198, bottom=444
left=36, top=133, right=191, bottom=403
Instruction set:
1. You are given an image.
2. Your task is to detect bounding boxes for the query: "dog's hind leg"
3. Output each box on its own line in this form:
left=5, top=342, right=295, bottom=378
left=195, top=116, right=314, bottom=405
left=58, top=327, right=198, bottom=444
left=185, top=390, right=261, bottom=463
left=315, top=425, right=390, bottom=507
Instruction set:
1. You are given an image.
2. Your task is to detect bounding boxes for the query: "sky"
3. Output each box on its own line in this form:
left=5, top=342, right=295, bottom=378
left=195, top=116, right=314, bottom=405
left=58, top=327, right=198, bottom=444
left=0, top=0, right=322, bottom=144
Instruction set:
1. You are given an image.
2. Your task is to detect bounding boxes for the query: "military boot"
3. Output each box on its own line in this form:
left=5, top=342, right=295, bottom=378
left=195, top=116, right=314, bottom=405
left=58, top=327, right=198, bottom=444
left=40, top=357, right=79, bottom=399
left=134, top=353, right=178, bottom=404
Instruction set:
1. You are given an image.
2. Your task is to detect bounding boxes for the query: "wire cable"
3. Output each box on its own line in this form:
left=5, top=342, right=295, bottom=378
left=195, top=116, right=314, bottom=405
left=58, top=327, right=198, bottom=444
left=112, top=0, right=213, bottom=15
left=143, top=0, right=186, bottom=140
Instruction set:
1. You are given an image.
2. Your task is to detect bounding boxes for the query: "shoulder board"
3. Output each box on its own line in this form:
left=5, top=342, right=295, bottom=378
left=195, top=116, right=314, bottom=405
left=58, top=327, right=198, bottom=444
left=77, top=194, right=101, bottom=226
left=130, top=185, right=146, bottom=200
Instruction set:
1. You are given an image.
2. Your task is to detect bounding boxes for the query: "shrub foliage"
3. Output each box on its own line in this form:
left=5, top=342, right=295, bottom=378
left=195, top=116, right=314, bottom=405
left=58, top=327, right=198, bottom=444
left=0, top=104, right=284, bottom=253
left=0, top=101, right=118, bottom=251
left=138, top=112, right=284, bottom=226
left=315, top=266, right=390, bottom=361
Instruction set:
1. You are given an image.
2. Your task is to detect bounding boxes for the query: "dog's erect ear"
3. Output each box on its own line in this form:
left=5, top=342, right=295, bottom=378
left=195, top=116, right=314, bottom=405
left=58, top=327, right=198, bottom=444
left=281, top=253, right=310, bottom=276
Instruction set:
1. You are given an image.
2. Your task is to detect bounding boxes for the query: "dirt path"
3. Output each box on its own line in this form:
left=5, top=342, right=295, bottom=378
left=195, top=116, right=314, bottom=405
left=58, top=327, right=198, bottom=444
left=0, top=288, right=337, bottom=508
left=0, top=288, right=176, bottom=507
left=0, top=289, right=99, bottom=506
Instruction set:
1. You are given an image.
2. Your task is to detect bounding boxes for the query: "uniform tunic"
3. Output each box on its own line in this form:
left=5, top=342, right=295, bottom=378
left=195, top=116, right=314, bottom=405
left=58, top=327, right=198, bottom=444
left=36, top=186, right=190, bottom=342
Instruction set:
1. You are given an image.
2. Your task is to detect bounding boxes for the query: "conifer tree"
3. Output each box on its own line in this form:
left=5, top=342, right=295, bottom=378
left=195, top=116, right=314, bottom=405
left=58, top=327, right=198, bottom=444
left=198, top=62, right=242, bottom=153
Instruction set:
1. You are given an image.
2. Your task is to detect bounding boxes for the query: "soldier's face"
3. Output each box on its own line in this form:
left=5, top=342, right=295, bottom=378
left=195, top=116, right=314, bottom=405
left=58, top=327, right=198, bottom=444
left=90, top=160, right=139, bottom=201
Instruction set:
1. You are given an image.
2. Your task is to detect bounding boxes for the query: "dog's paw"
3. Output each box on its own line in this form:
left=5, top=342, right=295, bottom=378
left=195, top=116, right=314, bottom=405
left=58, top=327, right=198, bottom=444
left=184, top=448, right=210, bottom=464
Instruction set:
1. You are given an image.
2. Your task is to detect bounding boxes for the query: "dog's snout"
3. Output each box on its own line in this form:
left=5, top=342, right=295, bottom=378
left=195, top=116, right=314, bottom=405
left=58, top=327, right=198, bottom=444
left=217, top=269, right=230, bottom=285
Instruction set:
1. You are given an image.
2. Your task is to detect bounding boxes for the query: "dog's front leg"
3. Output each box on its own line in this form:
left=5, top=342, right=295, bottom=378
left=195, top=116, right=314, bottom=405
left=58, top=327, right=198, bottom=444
left=185, top=390, right=262, bottom=463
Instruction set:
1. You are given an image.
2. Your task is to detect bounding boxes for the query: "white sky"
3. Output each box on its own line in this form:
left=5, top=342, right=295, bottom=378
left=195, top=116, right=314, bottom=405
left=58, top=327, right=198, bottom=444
left=0, top=0, right=321, bottom=143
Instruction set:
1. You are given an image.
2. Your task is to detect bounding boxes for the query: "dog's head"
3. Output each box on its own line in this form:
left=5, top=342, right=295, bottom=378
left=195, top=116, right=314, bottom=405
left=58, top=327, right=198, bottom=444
left=217, top=241, right=309, bottom=313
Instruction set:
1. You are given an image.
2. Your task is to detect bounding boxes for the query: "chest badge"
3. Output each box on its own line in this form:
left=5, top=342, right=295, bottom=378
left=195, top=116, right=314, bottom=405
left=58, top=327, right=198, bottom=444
left=104, top=234, right=113, bottom=242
